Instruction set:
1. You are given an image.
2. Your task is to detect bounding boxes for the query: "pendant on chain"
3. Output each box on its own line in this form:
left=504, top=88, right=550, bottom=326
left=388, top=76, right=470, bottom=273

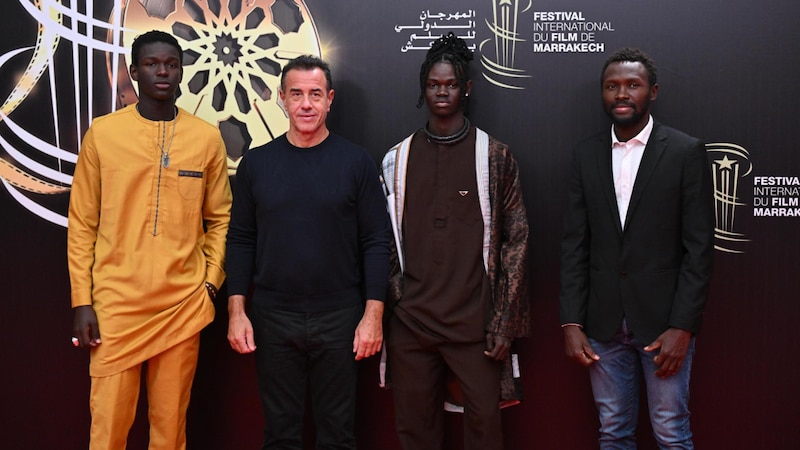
left=159, top=116, right=176, bottom=169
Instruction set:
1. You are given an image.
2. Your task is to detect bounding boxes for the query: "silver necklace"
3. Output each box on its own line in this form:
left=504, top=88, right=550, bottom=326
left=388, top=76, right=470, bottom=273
left=159, top=109, right=177, bottom=168
left=138, top=104, right=177, bottom=168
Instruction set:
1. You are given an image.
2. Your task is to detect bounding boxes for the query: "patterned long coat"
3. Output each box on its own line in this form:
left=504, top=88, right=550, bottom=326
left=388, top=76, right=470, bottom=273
left=380, top=127, right=530, bottom=406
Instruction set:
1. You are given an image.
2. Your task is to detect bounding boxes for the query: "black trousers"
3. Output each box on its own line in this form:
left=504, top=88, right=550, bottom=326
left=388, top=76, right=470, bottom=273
left=387, top=314, right=504, bottom=450
left=251, top=302, right=363, bottom=450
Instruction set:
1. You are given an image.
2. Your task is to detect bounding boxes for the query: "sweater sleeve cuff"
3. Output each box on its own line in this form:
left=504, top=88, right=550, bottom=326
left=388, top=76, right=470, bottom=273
left=364, top=285, right=386, bottom=303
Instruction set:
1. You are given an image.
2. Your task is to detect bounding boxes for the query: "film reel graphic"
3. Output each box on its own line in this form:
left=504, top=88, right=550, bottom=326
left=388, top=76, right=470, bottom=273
left=0, top=1, right=66, bottom=196
left=116, top=0, right=322, bottom=174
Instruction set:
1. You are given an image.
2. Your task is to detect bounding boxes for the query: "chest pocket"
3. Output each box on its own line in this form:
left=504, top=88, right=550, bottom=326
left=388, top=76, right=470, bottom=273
left=177, top=168, right=204, bottom=200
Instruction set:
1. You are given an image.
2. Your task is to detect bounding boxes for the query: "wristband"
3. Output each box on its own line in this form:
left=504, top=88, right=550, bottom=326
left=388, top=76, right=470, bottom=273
left=205, top=282, right=217, bottom=300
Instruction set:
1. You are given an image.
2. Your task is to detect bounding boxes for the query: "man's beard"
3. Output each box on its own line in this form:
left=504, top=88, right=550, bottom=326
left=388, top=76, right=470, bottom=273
left=605, top=99, right=650, bottom=127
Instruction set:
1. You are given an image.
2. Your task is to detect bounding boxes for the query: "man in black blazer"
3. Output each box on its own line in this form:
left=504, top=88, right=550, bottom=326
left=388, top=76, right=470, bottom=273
left=560, top=48, right=714, bottom=449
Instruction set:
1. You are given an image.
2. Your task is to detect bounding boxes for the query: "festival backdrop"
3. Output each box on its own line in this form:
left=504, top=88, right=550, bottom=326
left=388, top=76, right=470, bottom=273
left=1, top=1, right=798, bottom=449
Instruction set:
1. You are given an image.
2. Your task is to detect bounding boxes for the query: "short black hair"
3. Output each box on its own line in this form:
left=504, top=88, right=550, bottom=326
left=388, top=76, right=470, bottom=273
left=280, top=55, right=333, bottom=92
left=417, top=32, right=473, bottom=111
left=601, top=47, right=657, bottom=87
left=131, top=30, right=183, bottom=67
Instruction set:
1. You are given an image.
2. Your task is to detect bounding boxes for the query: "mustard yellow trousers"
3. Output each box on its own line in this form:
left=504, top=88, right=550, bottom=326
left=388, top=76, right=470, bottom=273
left=89, top=334, right=200, bottom=450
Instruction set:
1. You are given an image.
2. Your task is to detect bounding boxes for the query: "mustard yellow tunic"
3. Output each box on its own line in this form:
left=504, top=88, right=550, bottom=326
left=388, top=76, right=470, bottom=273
left=67, top=104, right=231, bottom=377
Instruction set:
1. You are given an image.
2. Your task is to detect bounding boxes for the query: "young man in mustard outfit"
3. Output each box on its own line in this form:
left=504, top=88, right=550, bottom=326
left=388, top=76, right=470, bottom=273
left=68, top=30, right=231, bottom=450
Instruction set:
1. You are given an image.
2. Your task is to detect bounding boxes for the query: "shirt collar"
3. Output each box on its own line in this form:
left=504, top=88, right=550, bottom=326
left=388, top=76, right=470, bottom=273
left=612, top=115, right=654, bottom=147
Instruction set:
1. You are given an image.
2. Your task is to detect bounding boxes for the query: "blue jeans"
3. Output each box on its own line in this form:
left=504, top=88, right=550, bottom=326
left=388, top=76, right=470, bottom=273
left=588, top=320, right=695, bottom=450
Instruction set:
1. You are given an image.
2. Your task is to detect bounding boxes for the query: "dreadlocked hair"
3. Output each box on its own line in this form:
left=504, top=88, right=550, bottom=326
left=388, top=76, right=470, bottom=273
left=417, top=32, right=473, bottom=112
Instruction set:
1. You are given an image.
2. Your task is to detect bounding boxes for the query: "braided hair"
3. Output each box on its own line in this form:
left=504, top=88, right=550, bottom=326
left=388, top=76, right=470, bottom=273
left=417, top=32, right=473, bottom=113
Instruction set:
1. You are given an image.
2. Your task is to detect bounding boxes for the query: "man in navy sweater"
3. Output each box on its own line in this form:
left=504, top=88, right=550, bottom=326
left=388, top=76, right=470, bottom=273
left=225, top=55, right=391, bottom=449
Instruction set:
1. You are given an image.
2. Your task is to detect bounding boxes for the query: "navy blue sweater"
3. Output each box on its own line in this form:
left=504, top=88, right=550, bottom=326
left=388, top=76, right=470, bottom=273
left=226, top=133, right=391, bottom=312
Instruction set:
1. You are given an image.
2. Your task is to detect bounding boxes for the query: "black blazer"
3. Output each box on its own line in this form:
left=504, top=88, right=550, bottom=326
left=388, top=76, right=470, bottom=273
left=560, top=122, right=714, bottom=344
